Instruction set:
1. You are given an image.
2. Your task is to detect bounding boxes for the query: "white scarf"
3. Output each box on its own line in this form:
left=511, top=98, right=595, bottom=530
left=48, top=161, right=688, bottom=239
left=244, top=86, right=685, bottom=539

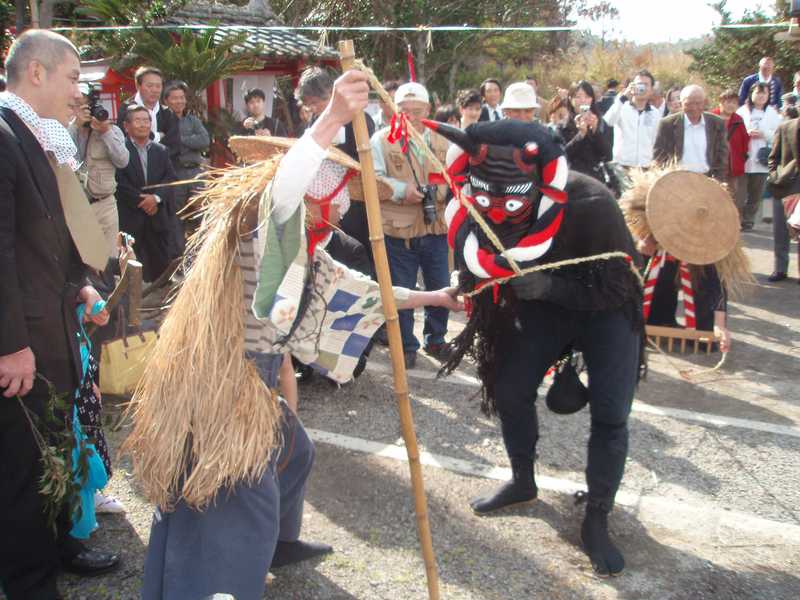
left=0, top=91, right=78, bottom=170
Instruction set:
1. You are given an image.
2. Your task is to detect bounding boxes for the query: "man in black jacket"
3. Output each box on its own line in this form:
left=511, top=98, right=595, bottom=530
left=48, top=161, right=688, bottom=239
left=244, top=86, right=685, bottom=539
left=117, top=106, right=181, bottom=282
left=0, top=30, right=119, bottom=600
left=117, top=66, right=180, bottom=160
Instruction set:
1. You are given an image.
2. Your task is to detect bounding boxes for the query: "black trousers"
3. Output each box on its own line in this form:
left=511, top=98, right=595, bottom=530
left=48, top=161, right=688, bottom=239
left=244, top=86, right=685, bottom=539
left=0, top=387, right=83, bottom=600
left=337, top=202, right=374, bottom=278
left=494, top=301, right=640, bottom=509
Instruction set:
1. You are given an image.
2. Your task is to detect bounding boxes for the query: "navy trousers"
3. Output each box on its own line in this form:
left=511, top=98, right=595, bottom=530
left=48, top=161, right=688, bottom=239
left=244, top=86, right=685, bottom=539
left=493, top=300, right=640, bottom=509
left=141, top=402, right=314, bottom=600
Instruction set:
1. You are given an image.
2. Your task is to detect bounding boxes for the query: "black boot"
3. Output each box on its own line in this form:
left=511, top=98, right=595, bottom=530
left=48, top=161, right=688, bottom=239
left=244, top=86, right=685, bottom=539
left=270, top=540, right=333, bottom=569
left=581, top=502, right=624, bottom=577
left=470, top=458, right=537, bottom=515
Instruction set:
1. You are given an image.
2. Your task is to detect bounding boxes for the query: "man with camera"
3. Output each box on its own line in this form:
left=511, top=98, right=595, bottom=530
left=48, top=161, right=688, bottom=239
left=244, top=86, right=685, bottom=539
left=603, top=69, right=661, bottom=169
left=69, top=84, right=129, bottom=259
left=371, top=82, right=451, bottom=367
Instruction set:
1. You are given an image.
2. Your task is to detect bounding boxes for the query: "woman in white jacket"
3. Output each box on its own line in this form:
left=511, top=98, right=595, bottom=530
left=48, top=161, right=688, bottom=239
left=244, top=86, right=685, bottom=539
left=736, top=83, right=782, bottom=230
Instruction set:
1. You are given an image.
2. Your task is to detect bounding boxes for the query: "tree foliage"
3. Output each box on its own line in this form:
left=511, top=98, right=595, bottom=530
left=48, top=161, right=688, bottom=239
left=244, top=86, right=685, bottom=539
left=127, top=28, right=263, bottom=113
left=268, top=0, right=588, bottom=97
left=688, top=0, right=800, bottom=92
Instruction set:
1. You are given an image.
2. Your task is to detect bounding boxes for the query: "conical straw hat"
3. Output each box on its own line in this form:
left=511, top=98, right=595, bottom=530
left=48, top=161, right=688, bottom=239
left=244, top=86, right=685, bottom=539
left=228, top=135, right=394, bottom=201
left=646, top=171, right=740, bottom=265
left=229, top=135, right=362, bottom=171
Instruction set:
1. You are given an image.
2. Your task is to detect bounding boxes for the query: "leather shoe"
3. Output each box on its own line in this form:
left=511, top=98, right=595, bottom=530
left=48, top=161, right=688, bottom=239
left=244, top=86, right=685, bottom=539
left=423, top=342, right=453, bottom=363
left=767, top=271, right=788, bottom=282
left=61, top=549, right=120, bottom=577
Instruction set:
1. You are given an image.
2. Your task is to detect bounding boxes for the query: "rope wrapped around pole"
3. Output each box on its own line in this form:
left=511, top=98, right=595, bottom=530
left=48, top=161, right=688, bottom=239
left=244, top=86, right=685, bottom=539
left=338, top=40, right=441, bottom=600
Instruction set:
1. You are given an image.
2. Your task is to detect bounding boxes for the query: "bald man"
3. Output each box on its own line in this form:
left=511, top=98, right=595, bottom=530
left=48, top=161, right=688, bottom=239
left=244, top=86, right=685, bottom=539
left=652, top=84, right=728, bottom=181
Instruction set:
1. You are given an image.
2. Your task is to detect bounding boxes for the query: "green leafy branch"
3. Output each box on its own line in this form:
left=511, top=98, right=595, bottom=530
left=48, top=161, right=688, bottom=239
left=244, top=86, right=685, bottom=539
left=16, top=375, right=94, bottom=534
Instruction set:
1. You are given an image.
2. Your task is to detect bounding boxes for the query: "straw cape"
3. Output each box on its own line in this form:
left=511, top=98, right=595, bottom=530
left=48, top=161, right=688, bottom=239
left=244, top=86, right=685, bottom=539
left=620, top=167, right=754, bottom=298
left=123, top=158, right=285, bottom=511
left=229, top=135, right=395, bottom=202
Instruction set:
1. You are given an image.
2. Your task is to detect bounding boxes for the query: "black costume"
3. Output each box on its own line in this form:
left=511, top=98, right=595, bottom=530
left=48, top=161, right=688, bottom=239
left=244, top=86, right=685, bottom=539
left=0, top=107, right=95, bottom=599
left=427, top=120, right=643, bottom=576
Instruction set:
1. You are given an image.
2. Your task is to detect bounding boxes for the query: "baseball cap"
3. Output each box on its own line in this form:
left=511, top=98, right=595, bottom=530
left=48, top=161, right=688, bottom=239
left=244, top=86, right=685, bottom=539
left=395, top=82, right=430, bottom=105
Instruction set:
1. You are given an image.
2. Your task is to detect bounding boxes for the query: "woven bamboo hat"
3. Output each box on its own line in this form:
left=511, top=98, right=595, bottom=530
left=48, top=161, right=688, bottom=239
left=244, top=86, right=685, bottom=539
left=646, top=171, right=740, bottom=265
left=228, top=135, right=394, bottom=202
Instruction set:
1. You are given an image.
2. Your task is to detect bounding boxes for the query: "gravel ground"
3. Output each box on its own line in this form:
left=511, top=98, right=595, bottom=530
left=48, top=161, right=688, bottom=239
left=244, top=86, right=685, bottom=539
left=4, top=223, right=799, bottom=600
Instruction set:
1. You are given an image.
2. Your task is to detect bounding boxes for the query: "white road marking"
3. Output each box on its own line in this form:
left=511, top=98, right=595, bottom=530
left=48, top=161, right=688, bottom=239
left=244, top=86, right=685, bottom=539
left=307, top=428, right=800, bottom=545
left=365, top=363, right=800, bottom=439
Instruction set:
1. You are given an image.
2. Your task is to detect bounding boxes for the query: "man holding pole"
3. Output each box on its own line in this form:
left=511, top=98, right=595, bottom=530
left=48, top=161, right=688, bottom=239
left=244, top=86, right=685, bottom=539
left=371, top=82, right=453, bottom=368
left=130, top=68, right=459, bottom=599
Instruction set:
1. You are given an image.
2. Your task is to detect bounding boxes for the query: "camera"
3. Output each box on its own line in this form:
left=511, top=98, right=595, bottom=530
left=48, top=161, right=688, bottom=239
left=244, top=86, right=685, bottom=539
left=86, top=84, right=109, bottom=123
left=635, top=83, right=647, bottom=96
left=579, top=104, right=591, bottom=113
left=419, top=184, right=438, bottom=225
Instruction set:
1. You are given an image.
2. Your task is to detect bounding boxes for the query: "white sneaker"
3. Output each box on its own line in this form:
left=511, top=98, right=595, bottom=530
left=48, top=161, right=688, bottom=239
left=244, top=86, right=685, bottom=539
left=94, top=492, right=126, bottom=514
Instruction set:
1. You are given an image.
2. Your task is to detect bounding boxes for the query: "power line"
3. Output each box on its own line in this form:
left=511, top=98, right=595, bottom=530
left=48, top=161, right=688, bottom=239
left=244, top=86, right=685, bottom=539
left=49, top=24, right=579, bottom=34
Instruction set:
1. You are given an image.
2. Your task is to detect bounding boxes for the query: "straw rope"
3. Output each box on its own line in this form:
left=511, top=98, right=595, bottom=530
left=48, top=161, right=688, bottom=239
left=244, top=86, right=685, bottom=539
left=646, top=338, right=728, bottom=382
left=461, top=251, right=644, bottom=298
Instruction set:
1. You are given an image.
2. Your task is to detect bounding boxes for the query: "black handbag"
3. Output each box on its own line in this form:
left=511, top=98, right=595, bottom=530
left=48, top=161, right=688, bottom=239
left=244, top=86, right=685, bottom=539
left=756, top=145, right=772, bottom=167
left=545, top=354, right=590, bottom=415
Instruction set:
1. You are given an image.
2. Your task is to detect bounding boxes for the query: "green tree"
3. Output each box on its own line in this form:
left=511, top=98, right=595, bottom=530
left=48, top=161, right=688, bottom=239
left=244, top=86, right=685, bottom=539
left=126, top=28, right=263, bottom=114
left=268, top=0, right=583, bottom=97
left=688, top=0, right=800, bottom=93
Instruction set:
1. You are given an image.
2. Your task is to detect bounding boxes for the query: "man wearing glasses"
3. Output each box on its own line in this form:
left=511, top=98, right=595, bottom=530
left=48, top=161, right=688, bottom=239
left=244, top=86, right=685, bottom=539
left=371, top=82, right=452, bottom=368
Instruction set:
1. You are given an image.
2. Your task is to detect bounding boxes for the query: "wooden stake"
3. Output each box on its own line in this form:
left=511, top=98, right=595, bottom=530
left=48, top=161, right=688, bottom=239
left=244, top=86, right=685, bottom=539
left=338, top=40, right=441, bottom=600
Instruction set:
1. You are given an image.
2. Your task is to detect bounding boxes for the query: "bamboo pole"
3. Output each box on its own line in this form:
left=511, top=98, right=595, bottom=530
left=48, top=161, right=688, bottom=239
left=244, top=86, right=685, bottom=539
left=338, top=39, right=441, bottom=600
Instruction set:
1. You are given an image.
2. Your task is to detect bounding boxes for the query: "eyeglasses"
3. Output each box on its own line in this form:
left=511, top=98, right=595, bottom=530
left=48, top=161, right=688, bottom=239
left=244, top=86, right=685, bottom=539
left=400, top=107, right=429, bottom=118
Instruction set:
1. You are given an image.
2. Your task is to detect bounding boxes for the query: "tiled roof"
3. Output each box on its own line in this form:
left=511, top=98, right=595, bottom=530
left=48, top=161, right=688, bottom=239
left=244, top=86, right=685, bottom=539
left=167, top=1, right=337, bottom=60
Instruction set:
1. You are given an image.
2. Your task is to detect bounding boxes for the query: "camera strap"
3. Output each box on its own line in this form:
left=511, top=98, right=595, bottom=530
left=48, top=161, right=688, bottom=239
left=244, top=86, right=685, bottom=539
left=404, top=143, right=425, bottom=189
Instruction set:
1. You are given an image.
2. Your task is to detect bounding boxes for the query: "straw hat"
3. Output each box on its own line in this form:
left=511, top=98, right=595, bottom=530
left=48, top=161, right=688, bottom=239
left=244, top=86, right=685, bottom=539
left=646, top=171, right=740, bottom=265
left=229, top=135, right=362, bottom=170
left=229, top=135, right=394, bottom=201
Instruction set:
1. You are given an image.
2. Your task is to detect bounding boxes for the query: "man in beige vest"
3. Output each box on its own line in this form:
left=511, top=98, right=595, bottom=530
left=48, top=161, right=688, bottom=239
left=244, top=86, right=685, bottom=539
left=69, top=87, right=130, bottom=258
left=371, top=82, right=451, bottom=368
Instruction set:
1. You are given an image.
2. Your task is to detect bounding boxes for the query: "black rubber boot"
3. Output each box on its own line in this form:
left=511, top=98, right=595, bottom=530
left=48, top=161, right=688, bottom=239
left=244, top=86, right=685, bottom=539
left=581, top=502, right=625, bottom=577
left=270, top=540, right=333, bottom=569
left=470, top=458, right=537, bottom=515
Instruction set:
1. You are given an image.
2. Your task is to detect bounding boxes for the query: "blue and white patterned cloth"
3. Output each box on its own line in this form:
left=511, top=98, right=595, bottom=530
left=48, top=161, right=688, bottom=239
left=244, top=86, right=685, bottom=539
left=0, top=91, right=79, bottom=170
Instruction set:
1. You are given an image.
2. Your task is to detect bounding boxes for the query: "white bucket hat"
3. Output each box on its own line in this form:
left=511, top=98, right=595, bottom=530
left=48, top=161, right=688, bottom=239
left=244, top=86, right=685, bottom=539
left=500, top=82, right=540, bottom=110
left=395, top=82, right=430, bottom=105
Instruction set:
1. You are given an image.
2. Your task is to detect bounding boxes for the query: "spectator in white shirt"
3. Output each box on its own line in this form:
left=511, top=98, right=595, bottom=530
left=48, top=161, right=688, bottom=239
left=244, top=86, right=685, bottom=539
left=603, top=69, right=661, bottom=168
left=478, top=78, right=503, bottom=122
left=736, top=82, right=783, bottom=230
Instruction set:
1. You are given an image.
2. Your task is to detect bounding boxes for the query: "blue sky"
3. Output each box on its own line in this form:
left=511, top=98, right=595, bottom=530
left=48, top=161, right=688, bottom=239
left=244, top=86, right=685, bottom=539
left=579, top=0, right=778, bottom=43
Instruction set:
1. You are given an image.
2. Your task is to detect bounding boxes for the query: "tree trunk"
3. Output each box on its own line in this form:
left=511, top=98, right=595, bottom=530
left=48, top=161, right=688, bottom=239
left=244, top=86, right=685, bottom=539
left=414, top=33, right=427, bottom=84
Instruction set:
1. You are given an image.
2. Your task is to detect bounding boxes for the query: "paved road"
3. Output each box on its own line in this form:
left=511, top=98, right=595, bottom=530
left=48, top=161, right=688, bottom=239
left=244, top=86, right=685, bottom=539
left=19, top=223, right=798, bottom=600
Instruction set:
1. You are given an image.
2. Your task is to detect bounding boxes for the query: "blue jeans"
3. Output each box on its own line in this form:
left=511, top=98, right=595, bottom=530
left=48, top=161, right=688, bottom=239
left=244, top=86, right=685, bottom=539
left=385, top=234, right=450, bottom=354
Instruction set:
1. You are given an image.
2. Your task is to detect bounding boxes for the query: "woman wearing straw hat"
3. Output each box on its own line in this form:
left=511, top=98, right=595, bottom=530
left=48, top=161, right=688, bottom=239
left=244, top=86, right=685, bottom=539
left=127, top=71, right=461, bottom=600
left=622, top=168, right=754, bottom=353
